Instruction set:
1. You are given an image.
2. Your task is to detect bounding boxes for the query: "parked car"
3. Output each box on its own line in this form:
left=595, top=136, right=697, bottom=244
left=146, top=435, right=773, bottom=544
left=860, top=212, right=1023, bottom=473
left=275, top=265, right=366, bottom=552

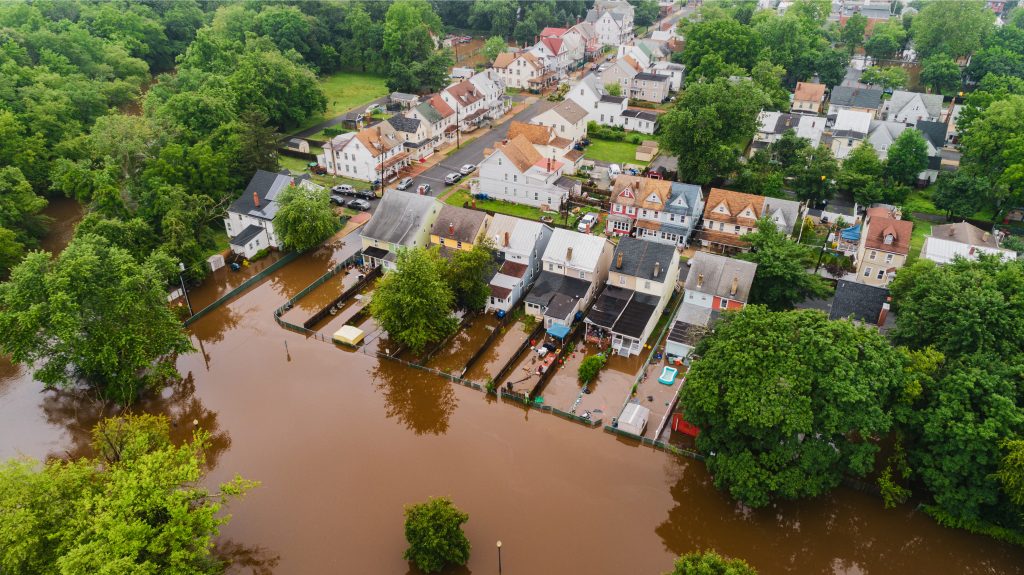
left=459, top=164, right=476, bottom=175
left=417, top=184, right=432, bottom=195
left=332, top=184, right=355, bottom=195
left=353, top=189, right=376, bottom=200
left=608, top=164, right=622, bottom=176
left=396, top=177, right=414, bottom=190
left=329, top=194, right=346, bottom=206
left=577, top=212, right=598, bottom=233
left=346, top=199, right=371, bottom=211
left=310, top=164, right=327, bottom=175
left=444, top=172, right=462, bottom=185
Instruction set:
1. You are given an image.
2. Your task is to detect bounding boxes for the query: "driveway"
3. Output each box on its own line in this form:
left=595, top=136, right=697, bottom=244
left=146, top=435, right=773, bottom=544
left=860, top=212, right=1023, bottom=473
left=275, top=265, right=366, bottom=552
left=291, top=95, right=391, bottom=140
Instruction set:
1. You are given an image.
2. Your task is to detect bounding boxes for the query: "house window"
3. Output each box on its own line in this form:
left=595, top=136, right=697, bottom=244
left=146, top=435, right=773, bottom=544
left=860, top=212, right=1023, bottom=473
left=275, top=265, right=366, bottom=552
left=548, top=263, right=554, bottom=271
left=579, top=271, right=585, bottom=279
left=863, top=267, right=872, bottom=277
left=886, top=253, right=894, bottom=263
left=513, top=174, right=518, bottom=182
left=619, top=274, right=625, bottom=285
left=718, top=222, right=725, bottom=231
left=734, top=225, right=741, bottom=233
left=498, top=158, right=502, bottom=166
left=869, top=250, right=876, bottom=260
left=877, top=269, right=885, bottom=280
left=457, top=241, right=463, bottom=249
left=644, top=280, right=651, bottom=289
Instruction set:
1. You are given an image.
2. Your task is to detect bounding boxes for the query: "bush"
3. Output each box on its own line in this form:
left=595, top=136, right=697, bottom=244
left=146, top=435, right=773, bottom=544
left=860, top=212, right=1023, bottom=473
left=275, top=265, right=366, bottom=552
left=403, top=497, right=471, bottom=573
left=578, top=354, right=607, bottom=384
left=249, top=247, right=271, bottom=262
left=586, top=121, right=628, bottom=142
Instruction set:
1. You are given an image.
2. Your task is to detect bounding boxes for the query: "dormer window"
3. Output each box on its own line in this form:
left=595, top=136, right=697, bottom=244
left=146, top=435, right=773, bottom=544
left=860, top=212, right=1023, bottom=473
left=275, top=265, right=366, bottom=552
left=884, top=234, right=894, bottom=245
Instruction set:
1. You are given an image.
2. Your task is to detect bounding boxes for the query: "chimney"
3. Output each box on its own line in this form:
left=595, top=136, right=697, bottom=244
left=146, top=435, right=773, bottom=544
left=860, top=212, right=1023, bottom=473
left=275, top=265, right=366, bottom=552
left=730, top=276, right=739, bottom=296
left=448, top=223, right=455, bottom=236
left=567, top=246, right=573, bottom=261
left=253, top=191, right=260, bottom=208
left=653, top=261, right=661, bottom=278
left=504, top=231, right=510, bottom=247
left=878, top=298, right=891, bottom=327
left=696, top=273, right=704, bottom=288
left=547, top=157, right=552, bottom=172
left=616, top=252, right=623, bottom=269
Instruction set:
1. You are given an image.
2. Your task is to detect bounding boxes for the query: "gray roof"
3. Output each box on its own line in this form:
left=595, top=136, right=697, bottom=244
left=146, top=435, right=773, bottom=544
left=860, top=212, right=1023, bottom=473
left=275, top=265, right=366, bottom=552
left=600, top=94, right=627, bottom=104
left=887, top=90, right=944, bottom=120
left=830, top=86, right=883, bottom=110
left=829, top=280, right=889, bottom=324
left=610, top=237, right=677, bottom=279
left=360, top=191, right=439, bottom=246
left=621, top=109, right=658, bottom=122
left=431, top=205, right=488, bottom=244
left=390, top=92, right=418, bottom=102
left=229, top=170, right=312, bottom=221
left=614, top=292, right=659, bottom=337
left=415, top=100, right=443, bottom=124
left=634, top=72, right=669, bottom=82
left=667, top=182, right=704, bottom=218
left=587, top=285, right=634, bottom=329
left=229, top=224, right=265, bottom=247
left=525, top=270, right=592, bottom=308
left=915, top=120, right=947, bottom=149
left=547, top=99, right=589, bottom=124
left=387, top=114, right=421, bottom=134
left=684, top=252, right=757, bottom=303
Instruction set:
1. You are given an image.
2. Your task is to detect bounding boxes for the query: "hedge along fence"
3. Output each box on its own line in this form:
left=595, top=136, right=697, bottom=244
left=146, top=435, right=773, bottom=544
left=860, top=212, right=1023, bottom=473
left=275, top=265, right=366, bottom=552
left=278, top=148, right=317, bottom=161
left=184, top=250, right=302, bottom=327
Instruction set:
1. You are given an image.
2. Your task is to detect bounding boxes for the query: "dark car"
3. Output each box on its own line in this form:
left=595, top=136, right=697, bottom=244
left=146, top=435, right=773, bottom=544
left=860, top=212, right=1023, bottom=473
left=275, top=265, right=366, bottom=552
left=353, top=189, right=376, bottom=200
left=346, top=199, right=371, bottom=211
left=329, top=193, right=347, bottom=206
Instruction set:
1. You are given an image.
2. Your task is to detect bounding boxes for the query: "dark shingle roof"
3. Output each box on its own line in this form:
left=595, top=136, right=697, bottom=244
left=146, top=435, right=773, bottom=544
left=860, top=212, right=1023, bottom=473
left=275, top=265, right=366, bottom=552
left=600, top=94, right=627, bottom=104
left=431, top=205, right=488, bottom=244
left=229, top=170, right=311, bottom=221
left=634, top=72, right=669, bottom=82
left=587, top=286, right=634, bottom=329
left=621, top=109, right=658, bottom=122
left=525, top=271, right=591, bottom=307
left=915, top=120, right=946, bottom=149
left=610, top=237, right=676, bottom=279
left=830, top=86, right=884, bottom=110
left=387, top=114, right=421, bottom=134
left=829, top=280, right=889, bottom=324
left=613, top=292, right=660, bottom=338
left=229, top=224, right=265, bottom=247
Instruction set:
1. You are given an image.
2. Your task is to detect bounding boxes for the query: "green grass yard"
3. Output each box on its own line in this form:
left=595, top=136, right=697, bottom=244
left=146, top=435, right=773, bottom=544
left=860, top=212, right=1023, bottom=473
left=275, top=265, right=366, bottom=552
left=295, top=72, right=389, bottom=132
left=584, top=139, right=649, bottom=166
left=445, top=189, right=554, bottom=220
left=907, top=221, right=932, bottom=262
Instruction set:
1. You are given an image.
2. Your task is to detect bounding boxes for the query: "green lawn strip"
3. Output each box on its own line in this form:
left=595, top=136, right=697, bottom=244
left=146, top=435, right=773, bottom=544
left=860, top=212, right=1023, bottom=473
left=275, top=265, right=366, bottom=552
left=445, top=189, right=553, bottom=221
left=903, top=184, right=944, bottom=216
left=293, top=72, right=389, bottom=132
left=907, top=221, right=932, bottom=262
left=584, top=139, right=649, bottom=166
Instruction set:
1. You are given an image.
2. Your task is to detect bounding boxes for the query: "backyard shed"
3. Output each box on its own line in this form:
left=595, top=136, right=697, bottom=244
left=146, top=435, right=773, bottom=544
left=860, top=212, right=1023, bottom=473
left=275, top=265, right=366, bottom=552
left=333, top=325, right=366, bottom=347
left=618, top=403, right=650, bottom=436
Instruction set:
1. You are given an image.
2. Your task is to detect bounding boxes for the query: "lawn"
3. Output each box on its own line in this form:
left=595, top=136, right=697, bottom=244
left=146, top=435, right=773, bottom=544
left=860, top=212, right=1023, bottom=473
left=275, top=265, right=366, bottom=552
left=445, top=189, right=554, bottom=221
left=903, top=185, right=944, bottom=217
left=294, top=72, right=389, bottom=132
left=907, top=221, right=932, bottom=262
left=584, top=138, right=649, bottom=166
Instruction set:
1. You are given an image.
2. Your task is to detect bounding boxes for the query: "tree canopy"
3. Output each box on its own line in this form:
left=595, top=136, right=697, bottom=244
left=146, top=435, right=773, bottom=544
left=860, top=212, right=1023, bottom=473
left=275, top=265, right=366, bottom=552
left=273, top=185, right=339, bottom=252
left=403, top=497, right=471, bottom=573
left=369, top=247, right=459, bottom=354
left=739, top=218, right=832, bottom=310
left=669, top=550, right=758, bottom=575
left=910, top=0, right=994, bottom=60
left=884, top=129, right=929, bottom=187
left=680, top=306, right=906, bottom=508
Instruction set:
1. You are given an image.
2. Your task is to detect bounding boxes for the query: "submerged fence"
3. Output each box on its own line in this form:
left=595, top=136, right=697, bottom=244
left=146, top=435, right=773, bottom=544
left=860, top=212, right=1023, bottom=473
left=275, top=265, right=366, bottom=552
left=184, top=251, right=302, bottom=327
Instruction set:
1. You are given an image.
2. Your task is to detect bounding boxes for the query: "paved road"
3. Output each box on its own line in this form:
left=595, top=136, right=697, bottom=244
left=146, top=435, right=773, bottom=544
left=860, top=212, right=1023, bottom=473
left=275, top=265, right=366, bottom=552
left=403, top=97, right=556, bottom=197
left=291, top=95, right=391, bottom=140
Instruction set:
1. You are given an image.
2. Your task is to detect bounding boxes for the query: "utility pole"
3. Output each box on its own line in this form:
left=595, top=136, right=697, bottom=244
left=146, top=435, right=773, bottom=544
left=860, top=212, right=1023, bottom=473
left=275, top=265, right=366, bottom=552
left=455, top=102, right=461, bottom=150
left=177, top=262, right=193, bottom=317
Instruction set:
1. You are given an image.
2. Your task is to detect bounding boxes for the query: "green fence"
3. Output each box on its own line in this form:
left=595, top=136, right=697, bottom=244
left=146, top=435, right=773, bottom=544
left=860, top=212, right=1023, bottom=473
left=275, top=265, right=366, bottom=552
left=272, top=251, right=364, bottom=336
left=184, top=250, right=301, bottom=327
left=603, top=425, right=705, bottom=461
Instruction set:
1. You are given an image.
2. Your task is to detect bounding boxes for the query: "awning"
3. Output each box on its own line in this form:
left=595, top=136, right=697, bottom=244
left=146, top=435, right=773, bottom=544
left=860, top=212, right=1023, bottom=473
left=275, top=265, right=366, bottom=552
left=547, top=322, right=570, bottom=339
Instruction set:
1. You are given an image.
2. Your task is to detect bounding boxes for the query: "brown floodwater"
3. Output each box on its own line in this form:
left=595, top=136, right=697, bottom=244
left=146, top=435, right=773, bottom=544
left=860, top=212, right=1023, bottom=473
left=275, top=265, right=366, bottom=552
left=2, top=244, right=1024, bottom=574
left=39, top=196, right=85, bottom=254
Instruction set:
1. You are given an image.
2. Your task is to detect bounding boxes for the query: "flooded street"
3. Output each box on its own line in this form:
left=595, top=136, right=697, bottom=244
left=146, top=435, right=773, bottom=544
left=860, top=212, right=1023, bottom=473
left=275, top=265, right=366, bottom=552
left=2, top=244, right=1024, bottom=574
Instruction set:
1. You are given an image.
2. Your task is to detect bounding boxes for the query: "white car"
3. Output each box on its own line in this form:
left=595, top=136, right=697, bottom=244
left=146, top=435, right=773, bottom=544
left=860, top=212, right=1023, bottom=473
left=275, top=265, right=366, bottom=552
left=577, top=212, right=598, bottom=233
left=459, top=164, right=476, bottom=175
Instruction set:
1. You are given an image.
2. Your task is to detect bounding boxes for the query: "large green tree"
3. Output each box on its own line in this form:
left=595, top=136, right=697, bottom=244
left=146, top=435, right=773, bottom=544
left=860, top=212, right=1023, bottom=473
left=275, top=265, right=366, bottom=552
left=864, top=20, right=906, bottom=60
left=273, top=185, right=339, bottom=252
left=369, top=247, right=459, bottom=354
left=910, top=0, right=994, bottom=59
left=921, top=54, right=962, bottom=95
left=0, top=235, right=193, bottom=404
left=0, top=167, right=48, bottom=247
left=884, top=129, right=929, bottom=186
left=445, top=239, right=497, bottom=312
left=403, top=497, right=471, bottom=573
left=681, top=17, right=762, bottom=72
left=860, top=66, right=909, bottom=90
left=660, top=78, right=768, bottom=184
left=932, top=171, right=988, bottom=221
left=680, top=307, right=906, bottom=508
left=959, top=95, right=1024, bottom=222
left=669, top=550, right=758, bottom=575
left=739, top=218, right=831, bottom=310
left=840, top=13, right=867, bottom=53
left=0, top=414, right=256, bottom=575
left=482, top=36, right=507, bottom=64
left=836, top=143, right=884, bottom=205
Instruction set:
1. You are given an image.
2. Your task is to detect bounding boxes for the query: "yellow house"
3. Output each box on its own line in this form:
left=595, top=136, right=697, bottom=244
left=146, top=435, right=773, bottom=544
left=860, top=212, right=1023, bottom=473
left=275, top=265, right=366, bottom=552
left=429, top=204, right=491, bottom=253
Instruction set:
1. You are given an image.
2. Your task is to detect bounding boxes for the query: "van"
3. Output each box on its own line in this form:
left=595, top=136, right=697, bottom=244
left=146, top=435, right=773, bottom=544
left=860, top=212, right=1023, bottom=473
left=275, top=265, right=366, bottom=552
left=577, top=212, right=598, bottom=233
left=609, top=164, right=622, bottom=176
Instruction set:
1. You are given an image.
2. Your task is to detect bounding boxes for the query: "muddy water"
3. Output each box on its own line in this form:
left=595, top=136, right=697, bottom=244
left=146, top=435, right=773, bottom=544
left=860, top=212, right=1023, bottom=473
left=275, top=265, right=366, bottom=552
left=39, top=196, right=85, bottom=254
left=464, top=318, right=532, bottom=381
left=426, top=314, right=501, bottom=375
left=2, top=250, right=1024, bottom=574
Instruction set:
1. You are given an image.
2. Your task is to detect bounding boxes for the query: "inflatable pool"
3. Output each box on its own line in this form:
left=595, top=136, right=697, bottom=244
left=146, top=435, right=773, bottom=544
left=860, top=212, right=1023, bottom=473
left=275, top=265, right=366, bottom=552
left=658, top=366, right=678, bottom=385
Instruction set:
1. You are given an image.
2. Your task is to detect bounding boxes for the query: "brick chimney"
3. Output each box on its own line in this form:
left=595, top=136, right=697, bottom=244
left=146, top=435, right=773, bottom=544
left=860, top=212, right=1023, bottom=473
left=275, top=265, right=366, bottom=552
left=566, top=246, right=573, bottom=261
left=696, top=273, right=704, bottom=288
left=504, top=231, right=510, bottom=247
left=616, top=252, right=623, bottom=269
left=448, top=223, right=455, bottom=236
left=730, top=276, right=739, bottom=296
left=253, top=191, right=260, bottom=208
left=878, top=297, right=891, bottom=327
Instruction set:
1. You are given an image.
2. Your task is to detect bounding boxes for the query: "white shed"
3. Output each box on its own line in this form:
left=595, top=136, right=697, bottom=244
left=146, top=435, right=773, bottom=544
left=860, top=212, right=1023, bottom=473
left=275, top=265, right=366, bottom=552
left=617, top=403, right=650, bottom=436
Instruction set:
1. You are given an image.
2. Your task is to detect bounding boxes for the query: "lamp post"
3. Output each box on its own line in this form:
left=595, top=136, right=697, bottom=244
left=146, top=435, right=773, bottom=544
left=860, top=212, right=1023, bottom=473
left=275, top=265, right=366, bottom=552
left=496, top=540, right=502, bottom=574
left=178, top=262, right=193, bottom=317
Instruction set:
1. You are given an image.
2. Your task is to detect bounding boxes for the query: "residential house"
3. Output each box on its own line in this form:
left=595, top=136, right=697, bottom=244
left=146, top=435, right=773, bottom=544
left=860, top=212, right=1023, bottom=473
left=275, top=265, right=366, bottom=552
left=651, top=61, right=685, bottom=92
left=389, top=92, right=419, bottom=109
left=621, top=109, right=659, bottom=134
left=830, top=109, right=874, bottom=160
left=600, top=58, right=640, bottom=95
left=526, top=229, right=614, bottom=329
left=225, top=170, right=322, bottom=259
left=921, top=221, right=1018, bottom=264
left=476, top=134, right=569, bottom=209
left=408, top=95, right=457, bottom=149
left=853, top=206, right=913, bottom=287
left=829, top=280, right=893, bottom=329
left=792, top=81, right=826, bottom=115
left=863, top=119, right=949, bottom=184
left=697, top=188, right=802, bottom=253
left=664, top=252, right=756, bottom=357
left=539, top=27, right=586, bottom=72
left=359, top=191, right=442, bottom=270
left=617, top=41, right=668, bottom=71
left=485, top=214, right=554, bottom=313
left=469, top=70, right=511, bottom=121
left=751, top=111, right=825, bottom=157
left=493, top=51, right=547, bottom=91
left=320, top=122, right=410, bottom=183
left=568, top=21, right=600, bottom=61
left=946, top=103, right=963, bottom=146
left=631, top=72, right=672, bottom=103
left=828, top=85, right=883, bottom=117
left=531, top=99, right=590, bottom=142
left=532, top=33, right=573, bottom=80
left=881, top=90, right=944, bottom=126
left=429, top=204, right=491, bottom=255
left=585, top=238, right=680, bottom=356
left=507, top=121, right=582, bottom=173
left=386, top=115, right=434, bottom=161
left=441, top=79, right=486, bottom=132
left=585, top=0, right=635, bottom=46
left=571, top=73, right=628, bottom=127
left=608, top=176, right=704, bottom=247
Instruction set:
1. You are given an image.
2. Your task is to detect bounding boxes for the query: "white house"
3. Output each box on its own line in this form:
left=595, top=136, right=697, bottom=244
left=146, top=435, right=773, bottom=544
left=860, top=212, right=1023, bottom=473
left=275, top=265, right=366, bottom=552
left=492, top=51, right=546, bottom=91
left=408, top=95, right=457, bottom=147
left=569, top=73, right=657, bottom=133
left=441, top=79, right=487, bottom=132
left=585, top=0, right=635, bottom=46
left=476, top=135, right=569, bottom=209
left=830, top=109, right=874, bottom=161
left=485, top=214, right=554, bottom=313
left=225, top=171, right=323, bottom=259
left=921, top=221, right=1017, bottom=264
left=651, top=61, right=685, bottom=91
left=621, top=109, right=658, bottom=134
left=532, top=33, right=573, bottom=79
left=664, top=252, right=756, bottom=357
left=599, top=58, right=640, bottom=95
left=320, top=122, right=410, bottom=183
left=386, top=115, right=434, bottom=161
left=469, top=69, right=511, bottom=121
left=881, top=90, right=945, bottom=126
left=359, top=191, right=442, bottom=270
left=526, top=228, right=614, bottom=329
left=531, top=98, right=590, bottom=142
left=751, top=111, right=825, bottom=156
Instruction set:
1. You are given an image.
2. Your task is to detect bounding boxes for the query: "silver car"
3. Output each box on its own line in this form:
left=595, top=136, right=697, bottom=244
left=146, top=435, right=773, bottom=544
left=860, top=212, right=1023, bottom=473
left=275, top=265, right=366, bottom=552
left=396, top=177, right=414, bottom=190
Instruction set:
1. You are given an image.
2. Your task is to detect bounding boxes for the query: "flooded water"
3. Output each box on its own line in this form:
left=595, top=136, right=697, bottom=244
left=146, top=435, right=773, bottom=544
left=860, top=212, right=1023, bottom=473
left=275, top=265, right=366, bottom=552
left=39, top=196, right=85, bottom=254
left=426, top=314, right=501, bottom=375
left=2, top=243, right=1024, bottom=574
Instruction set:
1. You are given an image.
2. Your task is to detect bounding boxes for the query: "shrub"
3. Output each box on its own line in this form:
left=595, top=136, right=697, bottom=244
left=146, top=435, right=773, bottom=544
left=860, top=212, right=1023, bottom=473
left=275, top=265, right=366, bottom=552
left=403, top=497, right=471, bottom=573
left=578, top=354, right=607, bottom=384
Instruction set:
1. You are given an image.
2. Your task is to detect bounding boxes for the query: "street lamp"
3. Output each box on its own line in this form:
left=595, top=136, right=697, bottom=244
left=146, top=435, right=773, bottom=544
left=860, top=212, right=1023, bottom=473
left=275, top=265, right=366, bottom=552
left=496, top=540, right=502, bottom=574
left=178, top=262, right=193, bottom=317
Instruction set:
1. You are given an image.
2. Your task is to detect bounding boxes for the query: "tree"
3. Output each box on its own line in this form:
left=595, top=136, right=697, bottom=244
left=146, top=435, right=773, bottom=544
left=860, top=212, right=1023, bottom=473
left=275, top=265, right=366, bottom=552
left=469, top=0, right=517, bottom=37
left=445, top=239, right=497, bottom=311
left=660, top=79, right=768, bottom=184
left=230, top=109, right=280, bottom=178
left=997, top=439, right=1024, bottom=508
left=921, top=54, right=962, bottom=95
left=630, top=0, right=661, bottom=27
left=0, top=235, right=193, bottom=404
left=884, top=129, right=929, bottom=186
left=910, top=0, right=994, bottom=60
left=482, top=35, right=507, bottom=64
left=0, top=227, right=25, bottom=281
left=836, top=143, right=884, bottom=204
left=840, top=13, right=868, bottom=53
left=369, top=247, right=459, bottom=354
left=0, top=167, right=48, bottom=246
left=669, top=550, right=758, bottom=575
left=384, top=0, right=444, bottom=92
left=679, top=307, right=906, bottom=508
left=739, top=218, right=832, bottom=310
left=932, top=172, right=987, bottom=220
left=578, top=354, right=607, bottom=385
left=273, top=185, right=338, bottom=252
left=403, top=497, right=471, bottom=573
left=864, top=20, right=906, bottom=60
left=680, top=18, right=762, bottom=72
left=816, top=48, right=851, bottom=89
left=0, top=414, right=256, bottom=574
left=605, top=82, right=623, bottom=97
left=860, top=66, right=909, bottom=90
left=228, top=47, right=327, bottom=128
left=959, top=95, right=1024, bottom=221
left=789, top=144, right=839, bottom=204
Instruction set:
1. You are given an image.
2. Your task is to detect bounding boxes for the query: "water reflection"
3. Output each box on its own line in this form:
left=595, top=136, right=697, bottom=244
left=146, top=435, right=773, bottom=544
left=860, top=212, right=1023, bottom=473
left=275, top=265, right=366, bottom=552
left=217, top=540, right=281, bottom=575
left=372, top=358, right=458, bottom=435
left=405, top=562, right=472, bottom=575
